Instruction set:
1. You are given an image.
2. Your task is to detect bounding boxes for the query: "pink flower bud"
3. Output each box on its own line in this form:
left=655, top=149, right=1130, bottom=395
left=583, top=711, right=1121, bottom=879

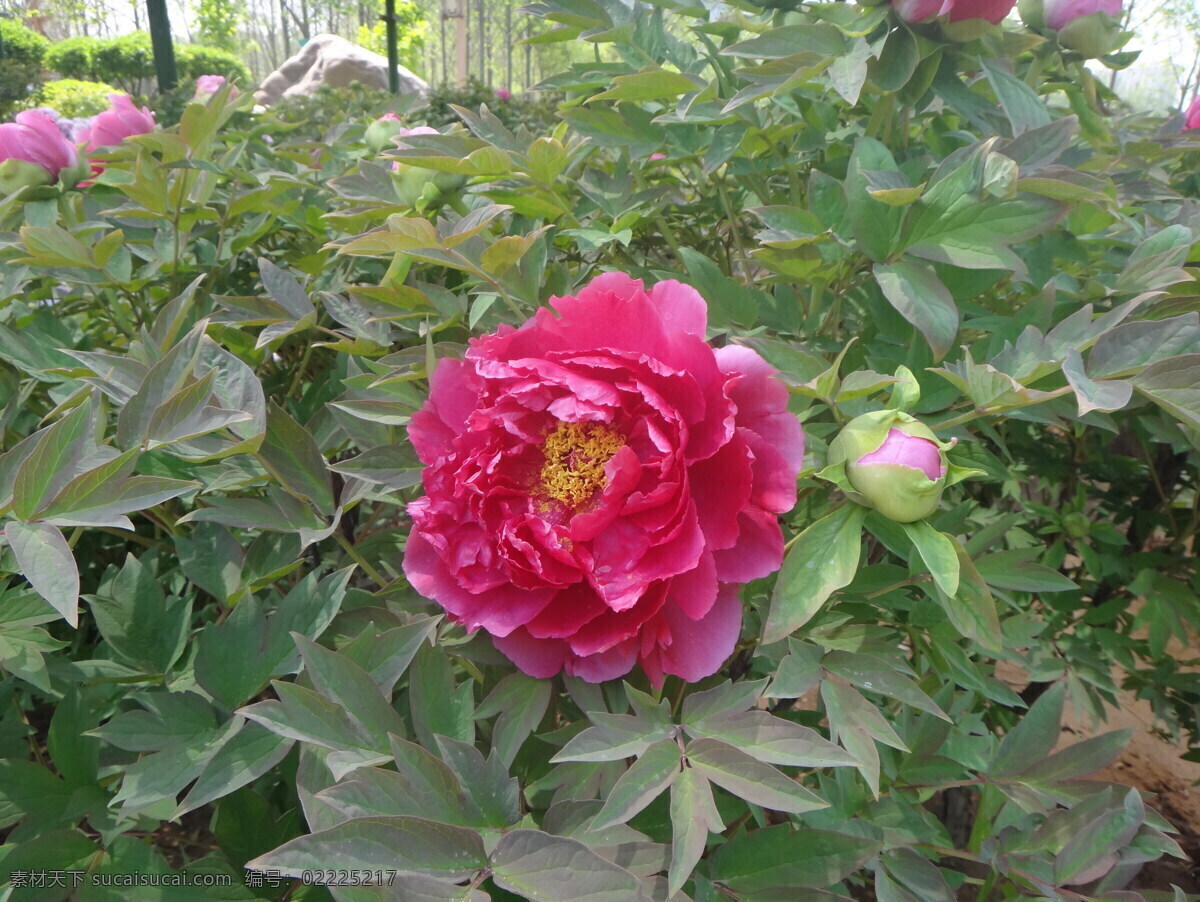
left=78, top=94, right=155, bottom=151
left=0, top=110, right=80, bottom=184
left=1187, top=97, right=1200, bottom=130
left=947, top=0, right=1017, bottom=23
left=194, top=74, right=236, bottom=98
left=828, top=411, right=952, bottom=523
left=856, top=429, right=945, bottom=481
left=494, top=88, right=511, bottom=101
left=1042, top=0, right=1120, bottom=30
left=893, top=0, right=952, bottom=22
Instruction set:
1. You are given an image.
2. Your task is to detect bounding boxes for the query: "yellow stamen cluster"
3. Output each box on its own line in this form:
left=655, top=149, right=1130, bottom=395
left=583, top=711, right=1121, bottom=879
left=538, top=421, right=624, bottom=509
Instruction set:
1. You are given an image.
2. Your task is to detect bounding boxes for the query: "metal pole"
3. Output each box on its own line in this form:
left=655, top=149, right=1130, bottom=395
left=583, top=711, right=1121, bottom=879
left=146, top=0, right=178, bottom=92
left=382, top=0, right=399, bottom=94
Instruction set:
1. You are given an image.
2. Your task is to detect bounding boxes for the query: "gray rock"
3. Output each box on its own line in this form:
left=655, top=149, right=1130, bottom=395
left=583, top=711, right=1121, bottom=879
left=254, top=34, right=427, bottom=106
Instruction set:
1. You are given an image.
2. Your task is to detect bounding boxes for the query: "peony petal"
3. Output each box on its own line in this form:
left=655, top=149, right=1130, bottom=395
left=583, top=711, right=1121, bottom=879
left=646, top=279, right=708, bottom=337
left=655, top=584, right=743, bottom=683
left=667, top=552, right=718, bottom=621
left=687, top=432, right=753, bottom=550
left=711, top=508, right=784, bottom=583
left=403, top=529, right=554, bottom=636
left=493, top=628, right=569, bottom=678
left=568, top=638, right=639, bottom=682
left=524, top=581, right=608, bottom=638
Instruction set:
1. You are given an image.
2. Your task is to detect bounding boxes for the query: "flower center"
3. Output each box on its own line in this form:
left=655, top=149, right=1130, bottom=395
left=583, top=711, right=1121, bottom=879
left=538, top=421, right=624, bottom=509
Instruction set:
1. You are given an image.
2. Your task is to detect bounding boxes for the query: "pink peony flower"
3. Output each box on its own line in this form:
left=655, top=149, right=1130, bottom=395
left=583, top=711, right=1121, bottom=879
left=0, top=110, right=80, bottom=182
left=1187, top=97, right=1200, bottom=130
left=649, top=152, right=666, bottom=161
left=194, top=74, right=237, bottom=98
left=79, top=94, right=155, bottom=151
left=404, top=273, right=804, bottom=684
left=948, top=0, right=1017, bottom=22
left=495, top=88, right=512, bottom=101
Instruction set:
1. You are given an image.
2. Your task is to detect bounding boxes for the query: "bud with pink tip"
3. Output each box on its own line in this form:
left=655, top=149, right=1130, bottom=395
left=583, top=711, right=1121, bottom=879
left=826, top=410, right=955, bottom=523
left=78, top=94, right=155, bottom=151
left=0, top=110, right=87, bottom=193
left=1186, top=97, right=1200, bottom=130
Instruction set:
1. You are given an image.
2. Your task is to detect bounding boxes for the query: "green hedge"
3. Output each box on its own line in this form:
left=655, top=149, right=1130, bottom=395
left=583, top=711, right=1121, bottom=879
left=175, top=44, right=252, bottom=87
left=92, top=31, right=155, bottom=95
left=45, top=36, right=99, bottom=81
left=38, top=78, right=117, bottom=117
left=0, top=20, right=50, bottom=117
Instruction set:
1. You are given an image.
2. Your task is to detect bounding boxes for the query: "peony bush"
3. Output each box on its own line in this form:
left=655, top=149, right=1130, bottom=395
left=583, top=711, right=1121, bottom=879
left=0, top=2, right=1196, bottom=901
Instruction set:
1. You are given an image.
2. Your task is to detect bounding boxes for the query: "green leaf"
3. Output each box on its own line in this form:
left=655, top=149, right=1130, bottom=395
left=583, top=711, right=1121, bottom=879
left=4, top=521, right=79, bottom=627
left=176, top=719, right=294, bottom=817
left=686, top=738, right=828, bottom=814
left=553, top=711, right=674, bottom=763
left=1019, top=728, right=1131, bottom=785
left=711, top=826, right=881, bottom=892
left=873, top=260, right=959, bottom=362
left=256, top=403, right=336, bottom=516
left=294, top=634, right=407, bottom=741
left=901, top=520, right=960, bottom=597
left=434, top=735, right=521, bottom=828
left=474, top=672, right=553, bottom=768
left=846, top=138, right=904, bottom=262
left=112, top=718, right=238, bottom=815
left=933, top=539, right=1003, bottom=654
left=979, top=57, right=1052, bottom=135
left=248, top=816, right=486, bottom=879
left=667, top=768, right=723, bottom=898
left=410, top=643, right=475, bottom=748
left=974, top=549, right=1078, bottom=592
left=1062, top=349, right=1133, bottom=416
left=1130, top=354, right=1200, bottom=429
left=821, top=651, right=949, bottom=721
left=822, top=681, right=908, bottom=753
left=591, top=739, right=681, bottom=830
left=684, top=709, right=856, bottom=768
left=10, top=400, right=93, bottom=521
left=1054, top=788, right=1143, bottom=885
left=590, top=69, right=700, bottom=103
left=319, top=739, right=484, bottom=827
left=680, top=678, right=768, bottom=724
left=491, top=829, right=650, bottom=902
left=764, top=504, right=866, bottom=644
left=259, top=257, right=316, bottom=320
left=989, top=682, right=1064, bottom=778
left=87, top=553, right=191, bottom=673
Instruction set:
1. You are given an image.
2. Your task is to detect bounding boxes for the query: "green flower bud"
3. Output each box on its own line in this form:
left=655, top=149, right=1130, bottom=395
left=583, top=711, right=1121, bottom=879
left=1017, top=0, right=1046, bottom=29
left=364, top=114, right=405, bottom=154
left=1055, top=9, right=1122, bottom=57
left=828, top=410, right=953, bottom=523
left=0, top=158, right=52, bottom=196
